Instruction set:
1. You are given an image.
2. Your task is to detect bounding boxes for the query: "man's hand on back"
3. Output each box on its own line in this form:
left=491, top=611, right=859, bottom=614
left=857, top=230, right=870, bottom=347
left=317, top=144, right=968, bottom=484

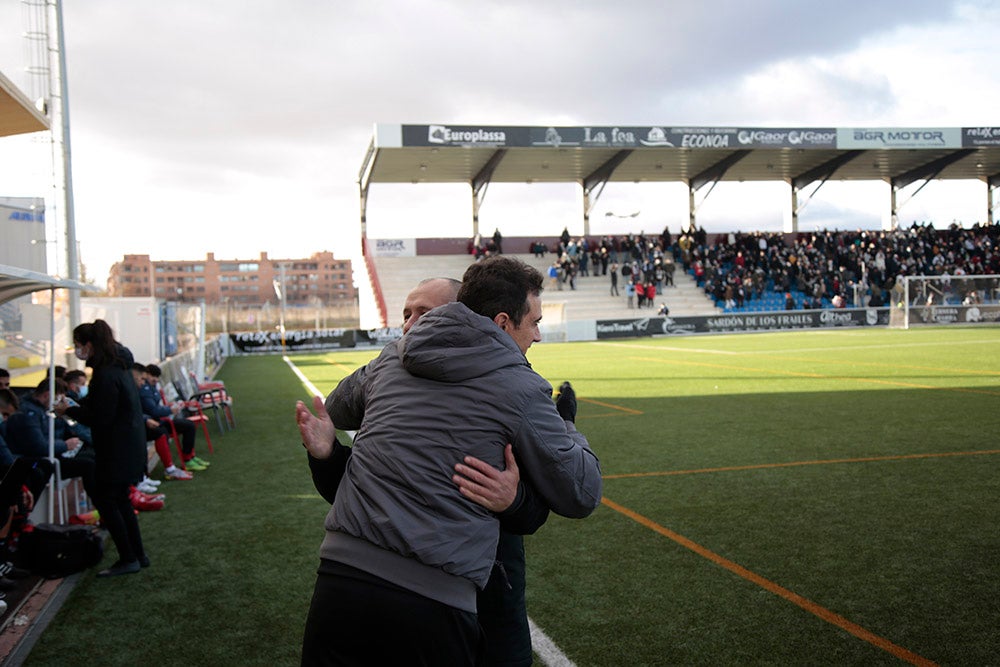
left=453, top=444, right=519, bottom=512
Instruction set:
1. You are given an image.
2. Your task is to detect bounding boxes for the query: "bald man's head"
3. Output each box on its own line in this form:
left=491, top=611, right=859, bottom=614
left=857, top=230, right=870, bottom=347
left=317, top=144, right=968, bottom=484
left=401, top=278, right=461, bottom=334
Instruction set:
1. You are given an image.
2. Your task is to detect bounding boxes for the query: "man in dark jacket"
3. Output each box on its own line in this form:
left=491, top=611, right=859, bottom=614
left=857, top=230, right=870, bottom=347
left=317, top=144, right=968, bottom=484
left=5, top=379, right=97, bottom=498
left=299, top=276, right=578, bottom=666
left=298, top=258, right=601, bottom=666
left=136, top=364, right=208, bottom=471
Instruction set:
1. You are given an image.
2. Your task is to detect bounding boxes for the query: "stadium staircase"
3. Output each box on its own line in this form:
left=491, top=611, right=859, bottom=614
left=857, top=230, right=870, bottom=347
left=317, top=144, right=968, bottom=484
left=371, top=253, right=720, bottom=328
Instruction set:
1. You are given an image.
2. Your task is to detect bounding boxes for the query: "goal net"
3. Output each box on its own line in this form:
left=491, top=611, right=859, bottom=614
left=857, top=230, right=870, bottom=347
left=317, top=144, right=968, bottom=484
left=540, top=301, right=567, bottom=342
left=890, top=274, right=1000, bottom=329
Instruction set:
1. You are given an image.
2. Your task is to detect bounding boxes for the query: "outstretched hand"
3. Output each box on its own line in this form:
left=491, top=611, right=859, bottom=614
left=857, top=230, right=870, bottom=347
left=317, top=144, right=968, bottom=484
left=453, top=444, right=520, bottom=512
left=295, top=395, right=336, bottom=460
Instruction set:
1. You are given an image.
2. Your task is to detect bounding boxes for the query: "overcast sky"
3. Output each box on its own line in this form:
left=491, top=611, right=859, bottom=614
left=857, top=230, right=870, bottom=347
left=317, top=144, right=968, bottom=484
left=1, top=0, right=998, bottom=286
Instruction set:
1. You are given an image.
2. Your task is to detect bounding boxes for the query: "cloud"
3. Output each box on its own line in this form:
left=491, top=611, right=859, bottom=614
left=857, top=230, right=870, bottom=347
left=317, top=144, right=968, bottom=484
left=0, top=0, right=995, bottom=287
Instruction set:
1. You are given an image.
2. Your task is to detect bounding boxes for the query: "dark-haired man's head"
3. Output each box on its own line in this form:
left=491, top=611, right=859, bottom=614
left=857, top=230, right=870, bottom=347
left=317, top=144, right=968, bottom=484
left=458, top=256, right=544, bottom=355
left=0, top=368, right=9, bottom=391
left=33, top=378, right=68, bottom=403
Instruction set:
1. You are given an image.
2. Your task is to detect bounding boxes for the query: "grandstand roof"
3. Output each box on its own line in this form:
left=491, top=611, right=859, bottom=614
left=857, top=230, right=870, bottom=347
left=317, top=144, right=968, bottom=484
left=0, top=263, right=88, bottom=305
left=362, top=124, right=1000, bottom=191
left=0, top=69, right=48, bottom=138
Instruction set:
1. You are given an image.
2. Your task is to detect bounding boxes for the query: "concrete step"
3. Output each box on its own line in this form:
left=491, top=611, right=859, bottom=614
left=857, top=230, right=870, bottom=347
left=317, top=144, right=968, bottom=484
left=371, top=254, right=720, bottom=326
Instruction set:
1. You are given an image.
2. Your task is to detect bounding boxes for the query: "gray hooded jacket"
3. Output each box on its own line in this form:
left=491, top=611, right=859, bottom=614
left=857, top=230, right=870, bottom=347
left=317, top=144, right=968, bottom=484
left=319, top=301, right=602, bottom=612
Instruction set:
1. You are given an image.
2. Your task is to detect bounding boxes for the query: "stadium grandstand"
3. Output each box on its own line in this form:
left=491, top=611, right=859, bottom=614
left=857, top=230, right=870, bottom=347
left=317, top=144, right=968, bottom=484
left=358, top=124, right=1000, bottom=332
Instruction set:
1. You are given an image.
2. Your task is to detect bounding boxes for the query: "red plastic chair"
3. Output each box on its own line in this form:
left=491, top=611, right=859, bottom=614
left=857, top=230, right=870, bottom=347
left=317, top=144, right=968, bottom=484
left=160, top=389, right=214, bottom=454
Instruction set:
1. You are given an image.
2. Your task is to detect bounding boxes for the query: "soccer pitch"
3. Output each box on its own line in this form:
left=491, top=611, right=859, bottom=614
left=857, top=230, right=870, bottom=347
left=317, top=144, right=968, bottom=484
left=287, top=326, right=1000, bottom=666
left=25, top=326, right=998, bottom=666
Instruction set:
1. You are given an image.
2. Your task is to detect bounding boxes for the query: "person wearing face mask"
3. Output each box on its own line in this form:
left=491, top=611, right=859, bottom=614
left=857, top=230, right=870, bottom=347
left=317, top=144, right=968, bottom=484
left=63, top=320, right=149, bottom=578
left=64, top=370, right=89, bottom=403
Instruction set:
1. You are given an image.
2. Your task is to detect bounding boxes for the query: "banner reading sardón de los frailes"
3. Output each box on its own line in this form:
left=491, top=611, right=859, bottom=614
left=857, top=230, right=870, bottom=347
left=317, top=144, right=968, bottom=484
left=596, top=308, right=892, bottom=339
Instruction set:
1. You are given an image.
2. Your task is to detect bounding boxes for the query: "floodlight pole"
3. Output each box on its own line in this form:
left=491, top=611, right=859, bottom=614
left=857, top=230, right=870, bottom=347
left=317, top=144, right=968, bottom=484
left=53, top=0, right=80, bottom=332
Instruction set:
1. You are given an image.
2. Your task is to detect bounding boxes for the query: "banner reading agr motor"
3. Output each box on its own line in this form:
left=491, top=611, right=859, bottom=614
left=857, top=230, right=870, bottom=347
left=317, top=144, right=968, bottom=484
left=596, top=308, right=891, bottom=339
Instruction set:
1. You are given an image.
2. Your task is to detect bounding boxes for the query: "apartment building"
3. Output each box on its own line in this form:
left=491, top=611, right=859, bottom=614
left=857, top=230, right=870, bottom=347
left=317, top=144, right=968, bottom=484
left=107, top=251, right=356, bottom=305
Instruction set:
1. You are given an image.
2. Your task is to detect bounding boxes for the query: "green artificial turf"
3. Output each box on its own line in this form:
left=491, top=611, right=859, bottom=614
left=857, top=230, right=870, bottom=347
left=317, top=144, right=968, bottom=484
left=23, top=326, right=1000, bottom=666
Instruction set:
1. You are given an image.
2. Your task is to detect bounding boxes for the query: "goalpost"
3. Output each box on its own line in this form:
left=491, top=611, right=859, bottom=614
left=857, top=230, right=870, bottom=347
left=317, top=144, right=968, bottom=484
left=889, top=274, right=1000, bottom=329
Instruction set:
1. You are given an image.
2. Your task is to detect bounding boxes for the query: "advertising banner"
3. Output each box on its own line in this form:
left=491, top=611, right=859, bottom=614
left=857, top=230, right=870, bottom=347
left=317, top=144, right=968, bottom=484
left=837, top=128, right=962, bottom=149
left=596, top=308, right=891, bottom=339
left=399, top=125, right=838, bottom=150
left=354, top=327, right=403, bottom=347
left=372, top=238, right=417, bottom=257
left=913, top=304, right=1000, bottom=325
left=229, top=329, right=356, bottom=353
left=962, top=127, right=1000, bottom=147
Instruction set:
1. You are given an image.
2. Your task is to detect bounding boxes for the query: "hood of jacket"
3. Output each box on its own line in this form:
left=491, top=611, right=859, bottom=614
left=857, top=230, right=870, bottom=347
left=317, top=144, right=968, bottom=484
left=400, top=301, right=527, bottom=383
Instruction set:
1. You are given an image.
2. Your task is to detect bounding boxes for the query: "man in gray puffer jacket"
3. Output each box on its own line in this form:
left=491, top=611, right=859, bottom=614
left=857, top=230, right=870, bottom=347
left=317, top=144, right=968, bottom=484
left=301, top=256, right=602, bottom=666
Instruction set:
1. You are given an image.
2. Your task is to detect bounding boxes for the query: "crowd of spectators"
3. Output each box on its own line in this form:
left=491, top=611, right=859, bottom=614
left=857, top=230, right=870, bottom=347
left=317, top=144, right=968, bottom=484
left=682, top=221, right=1000, bottom=311
left=540, top=226, right=678, bottom=310
left=524, top=221, right=1000, bottom=313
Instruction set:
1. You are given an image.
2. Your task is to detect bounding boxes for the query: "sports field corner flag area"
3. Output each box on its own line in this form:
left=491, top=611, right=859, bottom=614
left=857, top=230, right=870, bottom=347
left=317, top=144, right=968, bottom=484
left=8, top=326, right=1000, bottom=666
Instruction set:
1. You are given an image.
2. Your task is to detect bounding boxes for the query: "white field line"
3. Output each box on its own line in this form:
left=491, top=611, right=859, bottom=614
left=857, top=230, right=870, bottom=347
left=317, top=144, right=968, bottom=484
left=286, top=356, right=577, bottom=665
left=593, top=338, right=1000, bottom=356
left=284, top=356, right=356, bottom=441
left=529, top=617, right=577, bottom=667
left=284, top=355, right=323, bottom=397
left=594, top=341, right=739, bottom=355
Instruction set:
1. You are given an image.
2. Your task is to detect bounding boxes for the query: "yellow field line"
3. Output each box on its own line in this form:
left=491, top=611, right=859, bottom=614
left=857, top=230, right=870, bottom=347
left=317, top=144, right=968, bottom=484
left=325, top=359, right=357, bottom=374
left=577, top=396, right=642, bottom=415
left=601, top=496, right=938, bottom=666
left=602, top=449, right=1000, bottom=480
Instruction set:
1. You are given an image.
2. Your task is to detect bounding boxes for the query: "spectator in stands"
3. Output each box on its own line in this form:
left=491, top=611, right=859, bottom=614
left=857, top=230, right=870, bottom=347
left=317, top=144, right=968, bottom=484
left=785, top=292, right=796, bottom=310
left=0, top=369, right=9, bottom=391
left=610, top=262, right=619, bottom=296
left=64, top=320, right=148, bottom=577
left=645, top=281, right=657, bottom=308
left=626, top=281, right=635, bottom=309
left=547, top=261, right=561, bottom=291
left=298, top=259, right=601, bottom=666
left=142, top=364, right=210, bottom=472
left=492, top=228, right=503, bottom=254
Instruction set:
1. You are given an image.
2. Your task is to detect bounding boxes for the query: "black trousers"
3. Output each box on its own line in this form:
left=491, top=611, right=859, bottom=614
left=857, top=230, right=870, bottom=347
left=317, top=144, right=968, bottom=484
left=169, top=417, right=196, bottom=455
left=91, top=483, right=144, bottom=564
left=301, top=560, right=484, bottom=667
left=0, top=457, right=54, bottom=508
